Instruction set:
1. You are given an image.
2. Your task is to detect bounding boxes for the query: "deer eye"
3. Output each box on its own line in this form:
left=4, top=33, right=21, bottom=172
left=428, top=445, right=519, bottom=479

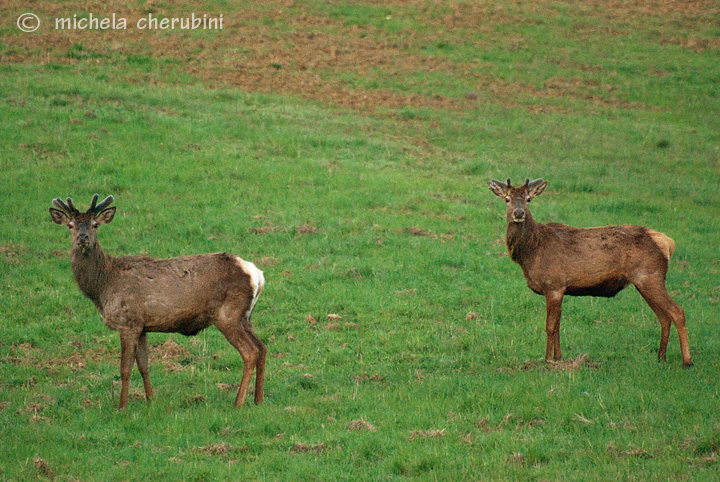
left=504, top=196, right=510, bottom=202
left=526, top=196, right=532, bottom=202
left=91, top=221, right=99, bottom=229
left=67, top=222, right=75, bottom=230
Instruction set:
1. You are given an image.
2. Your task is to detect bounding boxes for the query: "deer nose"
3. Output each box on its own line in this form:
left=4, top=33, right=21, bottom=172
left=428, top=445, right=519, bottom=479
left=77, top=233, right=89, bottom=245
left=512, top=209, right=525, bottom=221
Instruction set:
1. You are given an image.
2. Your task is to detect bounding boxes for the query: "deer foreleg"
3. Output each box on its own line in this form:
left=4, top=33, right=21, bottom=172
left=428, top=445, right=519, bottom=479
left=544, top=291, right=564, bottom=362
left=135, top=332, right=154, bottom=402
left=118, top=332, right=140, bottom=409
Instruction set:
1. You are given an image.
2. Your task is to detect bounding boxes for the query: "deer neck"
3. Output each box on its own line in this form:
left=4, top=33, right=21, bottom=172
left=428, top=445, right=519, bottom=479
left=505, top=212, right=540, bottom=266
left=70, top=243, right=112, bottom=309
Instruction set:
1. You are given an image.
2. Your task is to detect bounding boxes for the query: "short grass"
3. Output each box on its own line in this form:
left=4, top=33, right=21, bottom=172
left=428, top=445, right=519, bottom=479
left=1, top=1, right=720, bottom=481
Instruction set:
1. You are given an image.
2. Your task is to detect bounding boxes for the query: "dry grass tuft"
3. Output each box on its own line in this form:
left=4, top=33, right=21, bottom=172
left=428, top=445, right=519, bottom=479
left=291, top=442, right=326, bottom=454
left=347, top=419, right=377, bottom=432
left=353, top=372, right=385, bottom=383
left=408, top=428, right=446, bottom=441
left=548, top=354, right=601, bottom=371
left=33, top=457, right=54, bottom=477
left=296, top=224, right=320, bottom=235
left=574, top=413, right=594, bottom=425
left=152, top=339, right=191, bottom=360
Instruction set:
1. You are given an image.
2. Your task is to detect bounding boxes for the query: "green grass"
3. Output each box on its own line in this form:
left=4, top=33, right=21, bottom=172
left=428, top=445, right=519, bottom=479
left=2, top=1, right=720, bottom=480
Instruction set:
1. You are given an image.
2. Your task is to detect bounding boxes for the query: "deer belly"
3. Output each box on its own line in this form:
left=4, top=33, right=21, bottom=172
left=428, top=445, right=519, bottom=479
left=143, top=314, right=213, bottom=335
left=140, top=298, right=214, bottom=335
left=565, top=278, right=629, bottom=297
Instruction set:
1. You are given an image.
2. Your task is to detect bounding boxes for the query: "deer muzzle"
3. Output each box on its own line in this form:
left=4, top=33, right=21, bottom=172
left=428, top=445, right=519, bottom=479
left=76, top=233, right=90, bottom=247
left=512, top=208, right=526, bottom=222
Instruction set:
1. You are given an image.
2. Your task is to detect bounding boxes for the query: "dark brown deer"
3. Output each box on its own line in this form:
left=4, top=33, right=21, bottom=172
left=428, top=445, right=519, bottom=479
left=487, top=178, right=692, bottom=367
left=50, top=194, right=267, bottom=409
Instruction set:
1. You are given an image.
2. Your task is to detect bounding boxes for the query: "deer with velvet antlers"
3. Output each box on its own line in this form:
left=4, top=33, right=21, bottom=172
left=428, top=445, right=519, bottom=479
left=487, top=178, right=692, bottom=367
left=50, top=194, right=267, bottom=409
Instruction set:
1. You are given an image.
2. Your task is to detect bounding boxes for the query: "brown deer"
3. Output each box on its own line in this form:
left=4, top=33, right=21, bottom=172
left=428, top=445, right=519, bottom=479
left=50, top=194, right=267, bottom=409
left=487, top=178, right=692, bottom=367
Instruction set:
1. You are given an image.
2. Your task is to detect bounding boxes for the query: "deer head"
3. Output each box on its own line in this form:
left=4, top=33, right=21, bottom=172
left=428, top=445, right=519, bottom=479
left=49, top=194, right=116, bottom=252
left=487, top=178, right=548, bottom=223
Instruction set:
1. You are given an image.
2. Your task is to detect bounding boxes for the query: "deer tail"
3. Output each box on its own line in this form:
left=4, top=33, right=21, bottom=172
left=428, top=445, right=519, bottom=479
left=647, top=229, right=675, bottom=261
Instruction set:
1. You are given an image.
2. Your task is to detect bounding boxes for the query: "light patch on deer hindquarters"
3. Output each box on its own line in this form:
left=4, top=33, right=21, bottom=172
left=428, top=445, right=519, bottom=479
left=234, top=257, right=265, bottom=319
left=646, top=229, right=675, bottom=261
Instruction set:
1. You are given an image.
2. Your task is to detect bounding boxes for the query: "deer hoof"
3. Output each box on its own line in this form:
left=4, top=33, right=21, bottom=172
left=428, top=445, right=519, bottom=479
left=682, top=361, right=694, bottom=369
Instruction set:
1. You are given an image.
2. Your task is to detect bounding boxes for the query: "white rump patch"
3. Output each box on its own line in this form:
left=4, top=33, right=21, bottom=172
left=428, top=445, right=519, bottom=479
left=647, top=229, right=675, bottom=261
left=235, top=256, right=265, bottom=320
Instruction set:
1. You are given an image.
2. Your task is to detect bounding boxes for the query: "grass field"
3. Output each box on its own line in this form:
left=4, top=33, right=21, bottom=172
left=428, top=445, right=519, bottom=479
left=1, top=1, right=720, bottom=480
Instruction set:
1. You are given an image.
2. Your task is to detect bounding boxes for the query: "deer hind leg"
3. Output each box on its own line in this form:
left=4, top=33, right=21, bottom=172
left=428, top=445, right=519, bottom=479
left=243, top=322, right=266, bottom=405
left=544, top=291, right=564, bottom=362
left=135, top=332, right=154, bottom=402
left=216, top=311, right=261, bottom=408
left=634, top=278, right=693, bottom=367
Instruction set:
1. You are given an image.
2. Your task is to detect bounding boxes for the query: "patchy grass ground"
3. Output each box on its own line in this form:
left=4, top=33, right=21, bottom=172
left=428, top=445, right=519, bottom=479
left=1, top=1, right=719, bottom=480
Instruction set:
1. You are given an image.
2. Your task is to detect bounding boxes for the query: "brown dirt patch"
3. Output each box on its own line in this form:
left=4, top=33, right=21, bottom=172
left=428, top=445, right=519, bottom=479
left=151, top=339, right=192, bottom=360
left=150, top=339, right=194, bottom=372
left=353, top=372, right=385, bottom=383
left=405, top=226, right=431, bottom=236
left=476, top=413, right=514, bottom=433
left=502, top=353, right=600, bottom=372
left=547, top=353, right=600, bottom=371
left=408, top=428, right=446, bottom=441
left=198, top=443, right=248, bottom=457
left=296, top=224, right=320, bottom=235
left=403, top=226, right=455, bottom=241
left=290, top=442, right=326, bottom=454
left=5, top=343, right=113, bottom=372
left=33, top=457, right=54, bottom=478
left=347, top=419, right=378, bottom=432
left=251, top=225, right=283, bottom=235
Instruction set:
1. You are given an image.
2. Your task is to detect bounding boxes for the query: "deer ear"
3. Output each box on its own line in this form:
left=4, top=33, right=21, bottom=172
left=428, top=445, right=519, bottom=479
left=487, top=180, right=508, bottom=198
left=50, top=208, right=70, bottom=226
left=527, top=179, right=548, bottom=199
left=95, top=207, right=116, bottom=225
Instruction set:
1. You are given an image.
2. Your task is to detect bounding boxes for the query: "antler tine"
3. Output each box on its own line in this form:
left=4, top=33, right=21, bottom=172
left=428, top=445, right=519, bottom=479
left=524, top=178, right=530, bottom=187
left=93, top=195, right=114, bottom=213
left=506, top=178, right=512, bottom=188
left=65, top=197, right=80, bottom=214
left=88, top=194, right=99, bottom=213
left=52, top=197, right=71, bottom=213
